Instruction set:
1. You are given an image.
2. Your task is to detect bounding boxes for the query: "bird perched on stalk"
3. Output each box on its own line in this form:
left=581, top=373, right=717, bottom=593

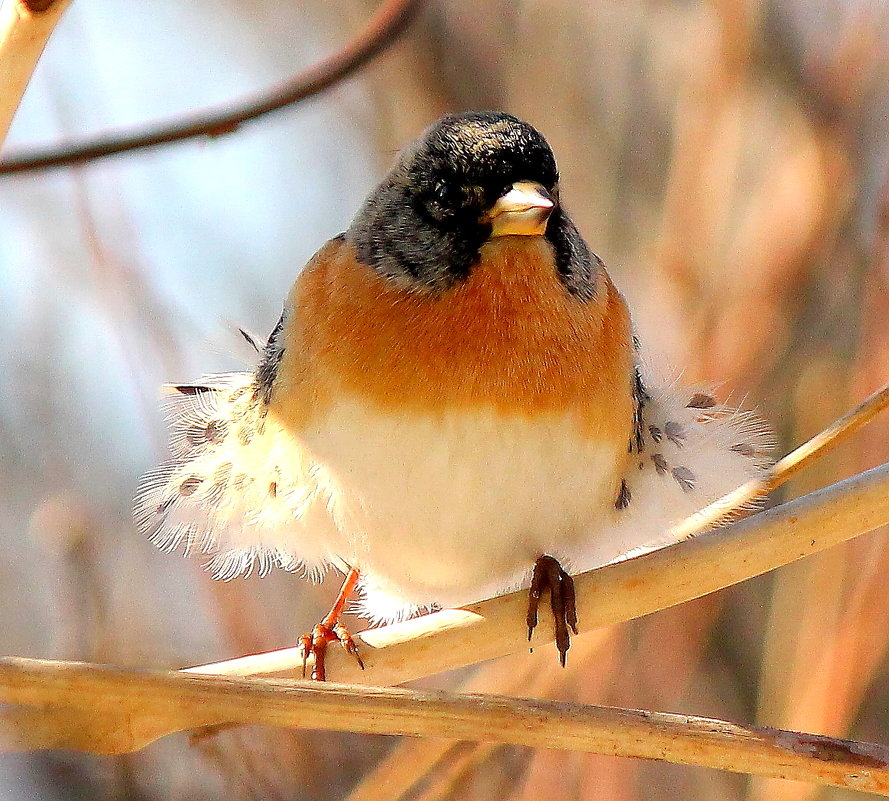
left=135, top=111, right=772, bottom=679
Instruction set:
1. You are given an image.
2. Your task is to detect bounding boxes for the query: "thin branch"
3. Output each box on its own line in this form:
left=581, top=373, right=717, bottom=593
left=2, top=659, right=889, bottom=797
left=0, top=0, right=72, bottom=148
left=0, top=0, right=425, bottom=174
left=182, top=460, right=889, bottom=686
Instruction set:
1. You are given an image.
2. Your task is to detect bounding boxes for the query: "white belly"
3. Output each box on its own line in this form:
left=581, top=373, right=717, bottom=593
left=303, top=395, right=622, bottom=619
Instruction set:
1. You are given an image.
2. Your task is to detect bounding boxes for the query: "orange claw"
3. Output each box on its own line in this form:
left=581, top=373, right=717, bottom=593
left=299, top=567, right=364, bottom=681
left=299, top=621, right=364, bottom=681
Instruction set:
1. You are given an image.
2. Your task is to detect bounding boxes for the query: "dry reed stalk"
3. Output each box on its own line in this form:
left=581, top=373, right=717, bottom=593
left=4, top=658, right=889, bottom=796
left=411, top=742, right=501, bottom=801
left=0, top=0, right=71, bottom=146
left=753, top=364, right=857, bottom=801
left=346, top=738, right=466, bottom=801
left=510, top=629, right=630, bottom=801
left=748, top=140, right=889, bottom=801
left=750, top=280, right=889, bottom=801
left=832, top=295, right=889, bottom=714
left=173, top=458, right=889, bottom=689
left=671, top=382, right=889, bottom=539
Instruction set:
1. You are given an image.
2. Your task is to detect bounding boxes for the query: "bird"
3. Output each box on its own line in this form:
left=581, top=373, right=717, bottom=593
left=134, top=111, right=772, bottom=679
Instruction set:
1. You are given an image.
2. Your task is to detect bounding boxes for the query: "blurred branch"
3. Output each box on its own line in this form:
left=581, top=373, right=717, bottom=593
left=3, top=659, right=889, bottom=797
left=0, top=0, right=424, bottom=175
left=0, top=0, right=72, bottom=147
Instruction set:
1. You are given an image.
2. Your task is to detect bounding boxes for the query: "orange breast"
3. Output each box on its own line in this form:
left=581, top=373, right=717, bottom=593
left=273, top=235, right=635, bottom=442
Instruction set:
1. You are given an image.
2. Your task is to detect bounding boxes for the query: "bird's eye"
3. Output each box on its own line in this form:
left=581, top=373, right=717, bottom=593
left=433, top=182, right=451, bottom=204
left=424, top=181, right=458, bottom=221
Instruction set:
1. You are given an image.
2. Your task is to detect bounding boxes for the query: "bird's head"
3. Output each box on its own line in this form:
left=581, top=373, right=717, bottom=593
left=348, top=111, right=599, bottom=299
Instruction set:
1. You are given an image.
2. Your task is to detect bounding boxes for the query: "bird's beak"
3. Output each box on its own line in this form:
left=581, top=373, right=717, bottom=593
left=485, top=181, right=555, bottom=237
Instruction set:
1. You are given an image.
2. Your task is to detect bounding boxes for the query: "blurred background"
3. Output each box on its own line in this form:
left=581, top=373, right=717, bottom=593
left=1, top=0, right=888, bottom=798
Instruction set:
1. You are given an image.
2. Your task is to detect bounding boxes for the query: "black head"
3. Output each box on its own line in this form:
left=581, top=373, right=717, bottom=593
left=347, top=111, right=601, bottom=299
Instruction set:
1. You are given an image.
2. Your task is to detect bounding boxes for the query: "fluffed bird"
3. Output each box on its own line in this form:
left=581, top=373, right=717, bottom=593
left=135, top=111, right=772, bottom=678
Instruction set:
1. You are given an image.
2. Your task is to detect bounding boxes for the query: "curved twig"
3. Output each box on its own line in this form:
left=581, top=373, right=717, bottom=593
left=0, top=0, right=425, bottom=174
left=0, top=0, right=73, bottom=147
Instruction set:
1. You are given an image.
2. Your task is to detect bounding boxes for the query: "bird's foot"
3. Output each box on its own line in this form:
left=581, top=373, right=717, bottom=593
left=299, top=620, right=364, bottom=681
left=527, top=554, right=578, bottom=667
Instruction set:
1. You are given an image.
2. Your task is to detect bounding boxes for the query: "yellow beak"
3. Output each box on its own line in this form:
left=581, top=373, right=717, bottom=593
left=485, top=181, right=555, bottom=237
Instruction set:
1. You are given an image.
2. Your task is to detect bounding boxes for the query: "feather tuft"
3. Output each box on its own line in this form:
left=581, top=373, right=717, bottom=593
left=574, top=353, right=775, bottom=571
left=134, top=371, right=337, bottom=579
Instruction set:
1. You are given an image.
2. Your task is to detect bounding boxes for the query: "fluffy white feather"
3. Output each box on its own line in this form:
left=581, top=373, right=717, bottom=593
left=571, top=363, right=774, bottom=571
left=134, top=373, right=339, bottom=580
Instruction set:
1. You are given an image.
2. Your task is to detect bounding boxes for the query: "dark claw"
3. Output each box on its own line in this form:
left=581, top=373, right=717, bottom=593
left=563, top=572, right=578, bottom=635
left=526, top=555, right=579, bottom=667
left=527, top=561, right=548, bottom=640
